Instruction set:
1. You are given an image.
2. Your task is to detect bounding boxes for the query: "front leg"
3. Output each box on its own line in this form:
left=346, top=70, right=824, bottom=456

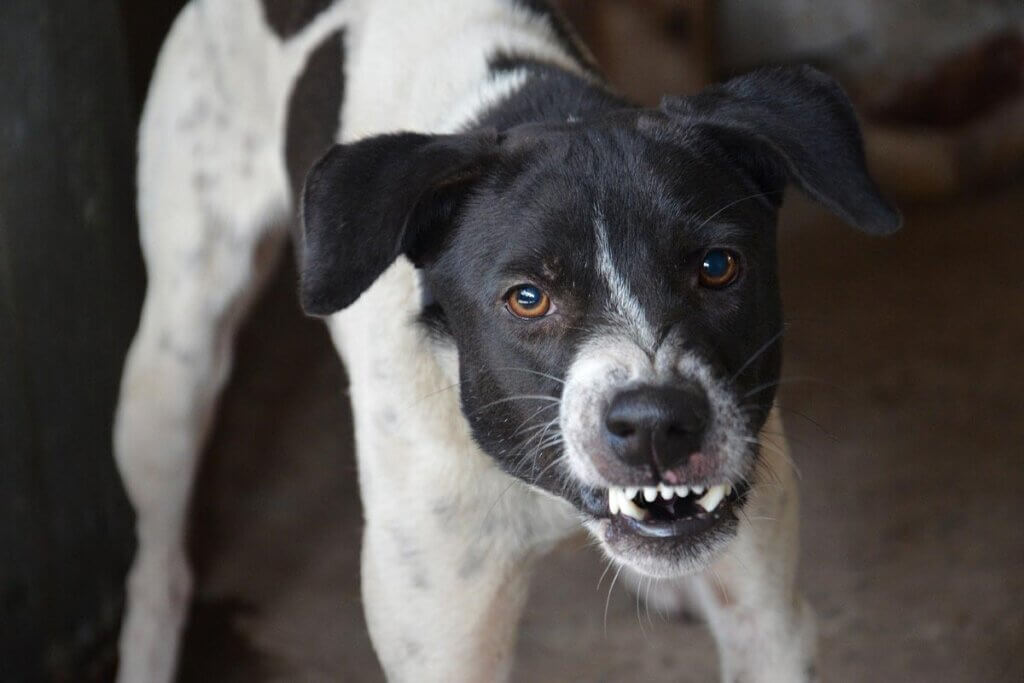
left=691, top=414, right=818, bottom=683
left=357, top=439, right=576, bottom=682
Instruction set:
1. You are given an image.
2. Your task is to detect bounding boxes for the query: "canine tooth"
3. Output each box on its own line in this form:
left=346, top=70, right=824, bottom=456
left=658, top=483, right=674, bottom=500
left=609, top=488, right=620, bottom=516
left=619, top=494, right=647, bottom=521
left=691, top=485, right=705, bottom=495
left=625, top=487, right=639, bottom=501
left=695, top=485, right=727, bottom=513
left=674, top=486, right=689, bottom=498
left=643, top=487, right=658, bottom=503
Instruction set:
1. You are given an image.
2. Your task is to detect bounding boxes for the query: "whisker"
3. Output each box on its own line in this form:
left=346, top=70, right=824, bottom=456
left=509, top=404, right=560, bottom=438
left=604, top=563, right=625, bottom=636
left=407, top=379, right=468, bottom=407
left=695, top=190, right=783, bottom=231
left=730, top=327, right=786, bottom=383
left=597, top=557, right=616, bottom=591
left=469, top=394, right=561, bottom=416
left=493, top=366, right=566, bottom=385
left=743, top=376, right=843, bottom=399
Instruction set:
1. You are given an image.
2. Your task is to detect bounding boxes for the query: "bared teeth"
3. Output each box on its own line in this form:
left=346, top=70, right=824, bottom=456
left=609, top=482, right=733, bottom=519
left=618, top=493, right=646, bottom=520
left=695, top=484, right=727, bottom=513
left=607, top=487, right=647, bottom=521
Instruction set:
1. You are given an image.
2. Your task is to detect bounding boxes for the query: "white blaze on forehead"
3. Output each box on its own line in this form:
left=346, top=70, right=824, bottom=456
left=594, top=207, right=656, bottom=349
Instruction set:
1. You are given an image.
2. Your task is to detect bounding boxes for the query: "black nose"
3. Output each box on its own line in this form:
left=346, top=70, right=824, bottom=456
left=604, top=384, right=710, bottom=471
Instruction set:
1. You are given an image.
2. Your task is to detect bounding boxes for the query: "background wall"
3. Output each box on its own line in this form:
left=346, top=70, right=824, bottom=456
left=0, top=1, right=141, bottom=679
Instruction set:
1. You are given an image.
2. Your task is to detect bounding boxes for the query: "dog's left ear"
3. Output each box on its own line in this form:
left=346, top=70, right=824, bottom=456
left=300, top=130, right=499, bottom=316
left=661, top=65, right=901, bottom=234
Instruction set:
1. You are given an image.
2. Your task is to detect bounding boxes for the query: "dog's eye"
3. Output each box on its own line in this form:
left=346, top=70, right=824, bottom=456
left=699, top=249, right=740, bottom=288
left=505, top=284, right=552, bottom=319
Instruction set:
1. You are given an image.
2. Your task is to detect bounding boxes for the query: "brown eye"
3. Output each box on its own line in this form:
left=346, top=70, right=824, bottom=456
left=699, top=249, right=740, bottom=288
left=505, top=284, right=552, bottom=319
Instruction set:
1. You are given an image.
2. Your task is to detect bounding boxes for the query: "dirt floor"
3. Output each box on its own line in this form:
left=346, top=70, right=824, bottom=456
left=176, top=178, right=1024, bottom=682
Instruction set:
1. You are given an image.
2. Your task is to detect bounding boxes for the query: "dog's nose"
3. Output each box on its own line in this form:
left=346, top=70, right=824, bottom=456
left=604, top=384, right=710, bottom=471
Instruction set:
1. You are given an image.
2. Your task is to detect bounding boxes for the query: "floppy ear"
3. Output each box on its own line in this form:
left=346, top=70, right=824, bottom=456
left=661, top=65, right=901, bottom=234
left=299, top=130, right=499, bottom=316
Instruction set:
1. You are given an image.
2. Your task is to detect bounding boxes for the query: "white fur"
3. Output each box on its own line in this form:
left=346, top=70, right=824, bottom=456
left=594, top=208, right=657, bottom=349
left=115, top=1, right=814, bottom=681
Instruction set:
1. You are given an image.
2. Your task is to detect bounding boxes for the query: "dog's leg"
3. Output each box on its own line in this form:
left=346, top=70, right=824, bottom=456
left=323, top=265, right=579, bottom=682
left=358, top=453, right=574, bottom=682
left=690, top=411, right=818, bottom=683
left=113, top=3, right=294, bottom=681
left=332, top=328, right=574, bottom=681
left=625, top=410, right=817, bottom=682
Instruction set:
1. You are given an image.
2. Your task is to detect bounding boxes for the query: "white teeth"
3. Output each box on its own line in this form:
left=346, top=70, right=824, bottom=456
left=642, top=486, right=658, bottom=502
left=691, top=485, right=705, bottom=495
left=658, top=483, right=674, bottom=500
left=695, top=484, right=727, bottom=513
left=674, top=486, right=689, bottom=498
left=607, top=487, right=647, bottom=520
left=618, top=494, right=647, bottom=520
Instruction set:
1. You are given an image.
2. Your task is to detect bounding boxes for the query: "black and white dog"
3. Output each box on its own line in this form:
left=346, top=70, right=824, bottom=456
left=113, top=0, right=899, bottom=680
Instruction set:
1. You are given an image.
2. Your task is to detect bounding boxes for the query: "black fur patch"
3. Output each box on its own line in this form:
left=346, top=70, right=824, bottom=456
left=261, top=0, right=334, bottom=39
left=298, top=63, right=899, bottom=509
left=300, top=130, right=499, bottom=314
left=286, top=29, right=344, bottom=246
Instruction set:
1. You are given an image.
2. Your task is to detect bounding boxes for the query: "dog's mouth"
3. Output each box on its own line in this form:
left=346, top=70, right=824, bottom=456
left=593, top=481, right=746, bottom=540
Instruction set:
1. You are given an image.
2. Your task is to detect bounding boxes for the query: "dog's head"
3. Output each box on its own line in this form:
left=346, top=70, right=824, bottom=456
left=300, top=67, right=899, bottom=577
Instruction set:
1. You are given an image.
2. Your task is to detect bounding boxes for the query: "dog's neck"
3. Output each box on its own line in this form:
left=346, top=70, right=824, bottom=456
left=470, top=59, right=628, bottom=133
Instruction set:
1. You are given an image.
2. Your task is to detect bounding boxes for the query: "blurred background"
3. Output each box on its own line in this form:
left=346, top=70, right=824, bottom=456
left=1, top=0, right=1021, bottom=681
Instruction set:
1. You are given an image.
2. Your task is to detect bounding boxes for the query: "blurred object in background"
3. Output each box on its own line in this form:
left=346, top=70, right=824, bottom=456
left=557, top=0, right=1024, bottom=199
left=0, top=0, right=144, bottom=681
left=558, top=0, right=714, bottom=100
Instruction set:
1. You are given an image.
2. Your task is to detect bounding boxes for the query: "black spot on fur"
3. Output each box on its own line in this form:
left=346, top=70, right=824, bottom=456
left=261, top=0, right=334, bottom=39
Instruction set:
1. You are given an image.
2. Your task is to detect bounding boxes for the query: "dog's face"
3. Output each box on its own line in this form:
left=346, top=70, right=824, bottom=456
left=301, top=67, right=899, bottom=577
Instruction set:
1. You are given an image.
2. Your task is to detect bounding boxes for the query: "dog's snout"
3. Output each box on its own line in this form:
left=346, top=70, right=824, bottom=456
left=604, top=385, right=709, bottom=472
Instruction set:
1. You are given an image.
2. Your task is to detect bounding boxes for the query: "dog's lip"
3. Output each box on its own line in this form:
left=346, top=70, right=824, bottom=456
left=610, top=506, right=729, bottom=538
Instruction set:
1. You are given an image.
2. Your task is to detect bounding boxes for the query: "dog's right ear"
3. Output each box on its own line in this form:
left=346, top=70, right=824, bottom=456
left=300, top=130, right=499, bottom=316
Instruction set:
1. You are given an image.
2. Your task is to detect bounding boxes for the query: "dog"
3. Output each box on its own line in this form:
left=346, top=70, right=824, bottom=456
left=113, top=0, right=900, bottom=680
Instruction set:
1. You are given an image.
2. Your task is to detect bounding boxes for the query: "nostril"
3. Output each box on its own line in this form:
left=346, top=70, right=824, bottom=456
left=606, top=418, right=636, bottom=439
left=606, top=421, right=630, bottom=438
left=665, top=406, right=708, bottom=437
